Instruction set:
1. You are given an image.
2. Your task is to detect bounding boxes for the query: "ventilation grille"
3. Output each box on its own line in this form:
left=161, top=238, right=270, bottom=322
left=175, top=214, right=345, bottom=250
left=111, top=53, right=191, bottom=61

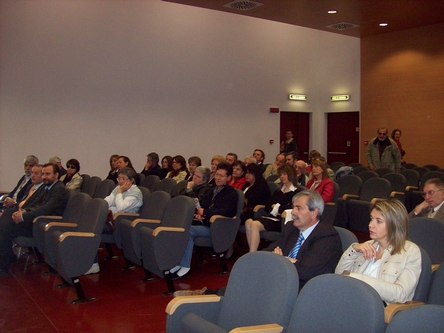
left=326, top=22, right=359, bottom=30
left=224, top=0, right=263, bottom=11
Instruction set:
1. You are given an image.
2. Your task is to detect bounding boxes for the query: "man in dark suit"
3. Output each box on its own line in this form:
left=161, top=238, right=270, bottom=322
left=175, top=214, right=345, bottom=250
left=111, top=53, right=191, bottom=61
left=140, top=152, right=162, bottom=178
left=267, top=190, right=343, bottom=289
left=409, top=178, right=444, bottom=222
left=1, top=155, right=39, bottom=209
left=0, top=163, right=68, bottom=274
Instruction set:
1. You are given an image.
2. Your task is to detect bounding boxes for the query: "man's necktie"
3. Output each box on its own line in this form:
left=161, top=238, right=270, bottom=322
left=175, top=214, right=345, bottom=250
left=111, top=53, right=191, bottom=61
left=288, top=233, right=304, bottom=259
left=18, top=185, right=36, bottom=208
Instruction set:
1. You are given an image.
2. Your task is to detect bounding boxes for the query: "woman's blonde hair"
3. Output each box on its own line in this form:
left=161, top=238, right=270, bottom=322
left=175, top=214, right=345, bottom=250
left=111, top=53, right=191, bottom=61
left=371, top=199, right=408, bottom=255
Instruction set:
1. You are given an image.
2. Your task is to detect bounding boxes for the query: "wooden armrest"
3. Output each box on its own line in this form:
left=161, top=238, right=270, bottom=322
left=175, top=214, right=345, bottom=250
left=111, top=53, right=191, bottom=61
left=253, top=205, right=265, bottom=212
left=33, top=215, right=62, bottom=223
left=59, top=232, right=94, bottom=242
left=152, top=227, right=185, bottom=236
left=342, top=194, right=359, bottom=200
left=45, top=222, right=78, bottom=231
left=113, top=212, right=139, bottom=219
left=384, top=301, right=424, bottom=323
left=281, top=211, right=287, bottom=219
left=131, top=219, right=161, bottom=227
left=370, top=198, right=385, bottom=205
left=325, top=202, right=335, bottom=206
left=166, top=295, right=221, bottom=315
left=230, top=324, right=283, bottom=333
left=405, top=186, right=418, bottom=192
left=209, top=215, right=235, bottom=223
left=432, top=264, right=440, bottom=272
left=390, top=191, right=404, bottom=197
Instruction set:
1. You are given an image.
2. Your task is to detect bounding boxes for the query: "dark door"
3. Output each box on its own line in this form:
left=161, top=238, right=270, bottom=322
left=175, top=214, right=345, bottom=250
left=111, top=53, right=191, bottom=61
left=327, top=112, right=360, bottom=165
left=280, top=112, right=310, bottom=160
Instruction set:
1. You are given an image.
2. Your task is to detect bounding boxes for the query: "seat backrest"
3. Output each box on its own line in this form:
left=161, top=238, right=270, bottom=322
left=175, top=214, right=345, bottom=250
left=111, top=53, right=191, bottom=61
left=137, top=186, right=151, bottom=212
left=332, top=182, right=340, bottom=203
left=336, top=174, right=362, bottom=197
left=400, top=169, right=420, bottom=187
left=375, top=167, right=393, bottom=177
left=155, top=178, right=177, bottom=196
left=80, top=174, right=90, bottom=191
left=402, top=163, right=417, bottom=169
left=234, top=188, right=245, bottom=218
left=287, top=274, right=385, bottom=333
left=385, top=305, right=444, bottom=333
left=348, top=163, right=365, bottom=169
left=77, top=198, right=109, bottom=235
left=413, top=247, right=432, bottom=302
left=266, top=174, right=279, bottom=182
left=140, top=175, right=160, bottom=193
left=334, top=227, right=358, bottom=252
left=360, top=177, right=392, bottom=202
left=423, top=164, right=441, bottom=171
left=81, top=176, right=101, bottom=197
left=419, top=171, right=444, bottom=190
left=174, top=179, right=188, bottom=196
left=352, top=165, right=369, bottom=175
left=161, top=195, right=195, bottom=230
left=217, top=252, right=299, bottom=331
left=330, top=161, right=345, bottom=173
left=412, top=166, right=429, bottom=179
left=428, top=261, right=444, bottom=305
left=409, top=218, right=444, bottom=264
left=93, top=179, right=116, bottom=198
left=383, top=173, right=407, bottom=192
left=62, top=192, right=91, bottom=222
left=358, top=170, right=379, bottom=184
left=267, top=181, right=280, bottom=194
left=139, top=190, right=171, bottom=220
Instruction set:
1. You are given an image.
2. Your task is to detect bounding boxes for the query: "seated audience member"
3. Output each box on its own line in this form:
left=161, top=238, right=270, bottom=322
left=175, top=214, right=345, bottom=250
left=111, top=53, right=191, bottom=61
left=170, top=162, right=238, bottom=279
left=280, top=130, right=298, bottom=156
left=409, top=178, right=444, bottom=221
left=174, top=190, right=342, bottom=296
left=295, top=160, right=309, bottom=186
left=86, top=167, right=143, bottom=275
left=336, top=199, right=421, bottom=304
left=245, top=164, right=299, bottom=252
left=306, top=159, right=334, bottom=203
left=253, top=149, right=266, bottom=174
left=117, top=155, right=140, bottom=185
left=141, top=152, right=162, bottom=178
left=166, top=155, right=189, bottom=183
left=2, top=155, right=39, bottom=209
left=106, top=154, right=120, bottom=183
left=243, top=155, right=257, bottom=166
left=228, top=160, right=247, bottom=189
left=263, top=153, right=285, bottom=179
left=209, top=155, right=225, bottom=184
left=60, top=159, right=83, bottom=192
left=225, top=153, right=238, bottom=166
left=186, top=156, right=202, bottom=181
left=49, top=156, right=67, bottom=179
left=178, top=166, right=213, bottom=204
left=305, top=150, right=321, bottom=173
left=0, top=163, right=68, bottom=274
left=159, top=155, right=173, bottom=180
left=318, top=156, right=335, bottom=180
left=241, top=164, right=271, bottom=224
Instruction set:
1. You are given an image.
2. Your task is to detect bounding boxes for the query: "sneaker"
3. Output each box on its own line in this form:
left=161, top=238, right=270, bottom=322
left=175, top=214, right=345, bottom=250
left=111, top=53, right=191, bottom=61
left=84, top=263, right=100, bottom=275
left=173, top=287, right=207, bottom=298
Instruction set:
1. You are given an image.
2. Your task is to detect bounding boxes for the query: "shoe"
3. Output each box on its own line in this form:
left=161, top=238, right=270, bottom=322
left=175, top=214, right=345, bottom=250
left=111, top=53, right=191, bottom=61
left=84, top=263, right=100, bottom=275
left=173, top=287, right=207, bottom=298
left=170, top=265, right=181, bottom=274
left=172, top=268, right=191, bottom=280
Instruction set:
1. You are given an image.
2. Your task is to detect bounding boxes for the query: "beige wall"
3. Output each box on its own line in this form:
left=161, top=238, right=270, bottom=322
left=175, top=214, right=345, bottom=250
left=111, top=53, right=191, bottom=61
left=360, top=23, right=444, bottom=168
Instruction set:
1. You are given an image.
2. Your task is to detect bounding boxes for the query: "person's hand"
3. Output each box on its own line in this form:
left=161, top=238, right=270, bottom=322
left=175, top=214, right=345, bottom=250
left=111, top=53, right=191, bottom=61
left=12, top=210, right=24, bottom=224
left=369, top=165, right=376, bottom=171
left=187, top=181, right=195, bottom=189
left=3, top=198, right=15, bottom=208
left=414, top=200, right=430, bottom=214
left=352, top=242, right=376, bottom=260
left=118, top=180, right=132, bottom=193
left=273, top=246, right=283, bottom=256
left=144, top=162, right=150, bottom=171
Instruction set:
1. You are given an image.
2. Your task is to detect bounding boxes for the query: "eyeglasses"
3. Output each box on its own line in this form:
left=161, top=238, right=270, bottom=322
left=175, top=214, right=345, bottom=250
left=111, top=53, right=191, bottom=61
left=117, top=177, right=129, bottom=181
left=422, top=189, right=443, bottom=198
left=378, top=132, right=387, bottom=136
left=67, top=165, right=76, bottom=169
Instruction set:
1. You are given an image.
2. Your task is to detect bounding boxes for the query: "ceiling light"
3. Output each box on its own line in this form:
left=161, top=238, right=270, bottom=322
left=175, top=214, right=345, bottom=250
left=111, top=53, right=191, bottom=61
left=379, top=23, right=388, bottom=27
left=331, top=95, right=350, bottom=101
left=328, top=10, right=337, bottom=14
left=289, top=94, right=307, bottom=101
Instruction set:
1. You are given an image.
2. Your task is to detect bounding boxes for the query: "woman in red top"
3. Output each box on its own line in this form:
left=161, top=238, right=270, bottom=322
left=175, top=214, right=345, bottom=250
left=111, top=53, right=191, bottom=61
left=228, top=160, right=246, bottom=189
left=306, top=158, right=334, bottom=202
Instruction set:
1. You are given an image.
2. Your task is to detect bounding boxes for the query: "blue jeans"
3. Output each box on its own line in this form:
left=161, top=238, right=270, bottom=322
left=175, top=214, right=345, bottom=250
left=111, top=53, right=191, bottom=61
left=178, top=225, right=210, bottom=268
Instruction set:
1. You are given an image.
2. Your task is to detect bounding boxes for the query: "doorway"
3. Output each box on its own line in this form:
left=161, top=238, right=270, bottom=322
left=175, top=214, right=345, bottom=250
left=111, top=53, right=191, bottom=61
left=326, top=111, right=360, bottom=165
left=280, top=112, right=310, bottom=160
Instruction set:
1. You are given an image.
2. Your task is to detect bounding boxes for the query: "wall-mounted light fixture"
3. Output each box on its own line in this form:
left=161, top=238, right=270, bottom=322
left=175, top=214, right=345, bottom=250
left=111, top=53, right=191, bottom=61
left=289, top=94, right=307, bottom=101
left=331, top=95, right=350, bottom=101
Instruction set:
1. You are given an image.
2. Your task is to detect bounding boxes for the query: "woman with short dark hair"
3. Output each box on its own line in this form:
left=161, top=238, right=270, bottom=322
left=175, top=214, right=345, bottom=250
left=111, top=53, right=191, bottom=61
left=60, top=158, right=83, bottom=192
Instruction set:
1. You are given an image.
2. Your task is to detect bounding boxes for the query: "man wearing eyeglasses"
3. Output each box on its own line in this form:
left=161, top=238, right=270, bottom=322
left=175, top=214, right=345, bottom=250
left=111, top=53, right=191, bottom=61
left=366, top=127, right=401, bottom=172
left=409, top=178, right=444, bottom=221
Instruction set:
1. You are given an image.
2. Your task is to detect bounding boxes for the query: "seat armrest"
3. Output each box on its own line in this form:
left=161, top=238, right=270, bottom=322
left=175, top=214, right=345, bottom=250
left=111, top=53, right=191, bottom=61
left=384, top=301, right=424, bottom=323
left=432, top=263, right=440, bottom=272
left=152, top=227, right=185, bottom=236
left=390, top=191, right=405, bottom=197
left=33, top=215, right=62, bottom=223
left=166, top=295, right=221, bottom=315
left=253, top=205, right=265, bottom=212
left=370, top=197, right=385, bottom=205
left=131, top=218, right=161, bottom=227
left=405, top=186, right=418, bottom=192
left=325, top=202, right=336, bottom=206
left=342, top=194, right=359, bottom=200
left=113, top=212, right=139, bottom=220
left=230, top=324, right=283, bottom=333
left=59, top=232, right=95, bottom=242
left=209, top=215, right=235, bottom=223
left=45, top=222, right=78, bottom=231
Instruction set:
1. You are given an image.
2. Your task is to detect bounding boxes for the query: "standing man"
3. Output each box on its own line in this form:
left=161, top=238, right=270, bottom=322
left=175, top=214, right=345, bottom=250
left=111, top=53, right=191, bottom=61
left=0, top=163, right=68, bottom=274
left=366, top=127, right=401, bottom=172
left=1, top=155, right=39, bottom=208
left=281, top=130, right=298, bottom=157
left=409, top=178, right=444, bottom=222
left=141, top=152, right=162, bottom=178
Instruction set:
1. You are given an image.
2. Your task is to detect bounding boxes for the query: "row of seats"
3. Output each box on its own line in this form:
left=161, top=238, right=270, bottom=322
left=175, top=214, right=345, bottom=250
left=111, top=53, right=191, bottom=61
left=165, top=251, right=444, bottom=333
